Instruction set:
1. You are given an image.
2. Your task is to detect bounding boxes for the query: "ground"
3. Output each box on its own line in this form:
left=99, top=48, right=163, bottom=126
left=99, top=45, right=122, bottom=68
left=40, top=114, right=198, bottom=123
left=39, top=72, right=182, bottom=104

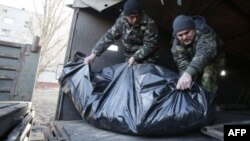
left=30, top=88, right=59, bottom=140
left=32, top=88, right=59, bottom=126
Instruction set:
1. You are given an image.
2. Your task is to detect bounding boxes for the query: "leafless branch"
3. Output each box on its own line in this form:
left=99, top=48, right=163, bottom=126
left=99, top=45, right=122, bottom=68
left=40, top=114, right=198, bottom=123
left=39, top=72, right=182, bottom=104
left=29, top=0, right=72, bottom=75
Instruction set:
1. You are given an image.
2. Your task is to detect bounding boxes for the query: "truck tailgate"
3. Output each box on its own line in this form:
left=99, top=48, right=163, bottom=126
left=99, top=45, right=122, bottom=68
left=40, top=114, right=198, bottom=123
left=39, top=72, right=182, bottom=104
left=47, top=110, right=250, bottom=141
left=49, top=120, right=215, bottom=141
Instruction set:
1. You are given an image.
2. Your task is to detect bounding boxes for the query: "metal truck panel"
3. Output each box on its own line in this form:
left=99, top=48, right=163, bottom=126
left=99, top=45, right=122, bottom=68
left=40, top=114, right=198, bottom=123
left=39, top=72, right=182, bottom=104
left=0, top=101, right=32, bottom=139
left=50, top=120, right=214, bottom=141
left=0, top=40, right=40, bottom=101
left=73, top=0, right=122, bottom=11
left=55, top=1, right=250, bottom=140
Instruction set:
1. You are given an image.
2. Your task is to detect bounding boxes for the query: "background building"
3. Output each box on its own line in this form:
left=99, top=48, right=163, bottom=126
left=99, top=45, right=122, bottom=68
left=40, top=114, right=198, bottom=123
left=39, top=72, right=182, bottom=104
left=0, top=4, right=65, bottom=89
left=0, top=4, right=34, bottom=44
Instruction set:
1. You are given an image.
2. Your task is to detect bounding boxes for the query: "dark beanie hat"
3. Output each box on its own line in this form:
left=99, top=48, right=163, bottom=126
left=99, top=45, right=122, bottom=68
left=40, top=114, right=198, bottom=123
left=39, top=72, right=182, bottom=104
left=173, top=15, right=195, bottom=35
left=123, top=0, right=141, bottom=16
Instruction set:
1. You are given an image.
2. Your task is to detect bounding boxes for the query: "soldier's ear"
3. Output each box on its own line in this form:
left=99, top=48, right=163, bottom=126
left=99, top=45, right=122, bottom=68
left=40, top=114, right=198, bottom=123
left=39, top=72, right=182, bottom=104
left=176, top=38, right=182, bottom=45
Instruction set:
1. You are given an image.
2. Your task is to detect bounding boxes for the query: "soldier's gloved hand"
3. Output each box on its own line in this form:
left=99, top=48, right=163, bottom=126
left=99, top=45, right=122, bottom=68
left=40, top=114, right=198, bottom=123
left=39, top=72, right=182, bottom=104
left=176, top=72, right=192, bottom=90
left=128, top=56, right=137, bottom=67
left=84, top=53, right=96, bottom=64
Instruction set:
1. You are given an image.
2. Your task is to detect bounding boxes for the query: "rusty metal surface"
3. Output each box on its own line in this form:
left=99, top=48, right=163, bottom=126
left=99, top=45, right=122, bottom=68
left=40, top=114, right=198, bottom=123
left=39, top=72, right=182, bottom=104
left=74, top=0, right=250, bottom=60
left=51, top=120, right=216, bottom=141
left=0, top=40, right=40, bottom=101
left=65, top=8, right=124, bottom=72
left=73, top=0, right=122, bottom=11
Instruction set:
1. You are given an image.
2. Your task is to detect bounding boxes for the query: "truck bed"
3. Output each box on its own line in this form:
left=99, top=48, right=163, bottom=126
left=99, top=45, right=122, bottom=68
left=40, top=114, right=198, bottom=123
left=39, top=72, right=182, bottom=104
left=50, top=120, right=215, bottom=141
left=47, top=110, right=250, bottom=141
left=0, top=101, right=34, bottom=140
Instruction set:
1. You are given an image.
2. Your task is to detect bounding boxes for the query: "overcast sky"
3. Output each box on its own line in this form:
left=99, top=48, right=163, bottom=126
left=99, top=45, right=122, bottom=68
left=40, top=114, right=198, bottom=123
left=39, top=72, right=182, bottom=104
left=0, top=0, right=73, bottom=13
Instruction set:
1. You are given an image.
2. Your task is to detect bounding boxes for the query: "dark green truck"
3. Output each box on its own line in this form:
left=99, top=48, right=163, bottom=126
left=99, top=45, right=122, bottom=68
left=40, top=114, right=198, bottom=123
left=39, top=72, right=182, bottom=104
left=50, top=0, right=250, bottom=141
left=1, top=0, right=250, bottom=141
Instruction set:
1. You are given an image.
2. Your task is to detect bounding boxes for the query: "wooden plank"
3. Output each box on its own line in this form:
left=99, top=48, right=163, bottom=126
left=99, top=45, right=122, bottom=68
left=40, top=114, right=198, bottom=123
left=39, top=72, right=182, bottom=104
left=0, top=102, right=31, bottom=138
left=6, top=111, right=34, bottom=141
left=51, top=122, right=69, bottom=141
left=29, top=125, right=45, bottom=141
left=43, top=127, right=55, bottom=141
left=20, top=124, right=31, bottom=141
left=23, top=137, right=29, bottom=141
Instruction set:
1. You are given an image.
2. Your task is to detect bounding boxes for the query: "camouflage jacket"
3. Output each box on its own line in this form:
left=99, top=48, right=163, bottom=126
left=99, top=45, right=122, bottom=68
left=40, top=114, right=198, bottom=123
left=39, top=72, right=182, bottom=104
left=171, top=16, right=224, bottom=76
left=92, top=12, right=159, bottom=62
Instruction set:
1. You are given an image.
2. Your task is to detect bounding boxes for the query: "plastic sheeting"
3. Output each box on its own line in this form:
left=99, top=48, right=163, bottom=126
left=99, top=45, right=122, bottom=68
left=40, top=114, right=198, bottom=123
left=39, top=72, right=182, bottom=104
left=59, top=58, right=215, bottom=136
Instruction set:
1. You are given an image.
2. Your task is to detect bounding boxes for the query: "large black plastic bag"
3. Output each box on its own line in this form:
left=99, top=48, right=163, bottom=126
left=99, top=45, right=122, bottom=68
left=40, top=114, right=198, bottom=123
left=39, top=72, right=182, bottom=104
left=59, top=61, right=215, bottom=136
left=59, top=58, right=93, bottom=117
left=84, top=63, right=215, bottom=135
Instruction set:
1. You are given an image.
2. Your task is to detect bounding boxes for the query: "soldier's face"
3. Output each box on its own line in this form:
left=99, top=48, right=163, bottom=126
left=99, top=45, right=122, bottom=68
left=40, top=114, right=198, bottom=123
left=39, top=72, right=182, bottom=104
left=126, top=14, right=140, bottom=26
left=176, top=29, right=196, bottom=45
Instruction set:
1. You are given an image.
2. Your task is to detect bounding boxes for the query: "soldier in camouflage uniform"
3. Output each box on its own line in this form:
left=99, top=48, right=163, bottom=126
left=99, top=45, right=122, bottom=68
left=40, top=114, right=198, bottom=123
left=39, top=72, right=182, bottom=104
left=171, top=15, right=225, bottom=94
left=84, top=0, right=159, bottom=67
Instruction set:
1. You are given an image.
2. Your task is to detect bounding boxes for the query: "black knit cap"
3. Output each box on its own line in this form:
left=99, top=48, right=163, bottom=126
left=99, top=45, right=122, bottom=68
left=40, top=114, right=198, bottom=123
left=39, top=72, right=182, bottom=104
left=123, top=0, right=142, bottom=16
left=173, top=15, right=195, bottom=35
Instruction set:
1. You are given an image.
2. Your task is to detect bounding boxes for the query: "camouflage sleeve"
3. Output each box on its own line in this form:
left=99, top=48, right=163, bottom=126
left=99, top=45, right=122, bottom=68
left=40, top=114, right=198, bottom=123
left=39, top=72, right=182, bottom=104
left=171, top=40, right=190, bottom=75
left=92, top=17, right=122, bottom=56
left=133, top=21, right=158, bottom=61
left=186, top=32, right=218, bottom=76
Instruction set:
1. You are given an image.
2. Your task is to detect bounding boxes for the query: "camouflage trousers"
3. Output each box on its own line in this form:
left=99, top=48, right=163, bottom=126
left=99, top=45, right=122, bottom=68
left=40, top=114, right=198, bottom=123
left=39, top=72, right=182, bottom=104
left=195, top=65, right=218, bottom=95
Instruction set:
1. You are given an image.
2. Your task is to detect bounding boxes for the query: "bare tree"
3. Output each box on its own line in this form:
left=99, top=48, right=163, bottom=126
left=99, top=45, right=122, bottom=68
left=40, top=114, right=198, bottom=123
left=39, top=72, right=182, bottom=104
left=29, top=0, right=72, bottom=74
